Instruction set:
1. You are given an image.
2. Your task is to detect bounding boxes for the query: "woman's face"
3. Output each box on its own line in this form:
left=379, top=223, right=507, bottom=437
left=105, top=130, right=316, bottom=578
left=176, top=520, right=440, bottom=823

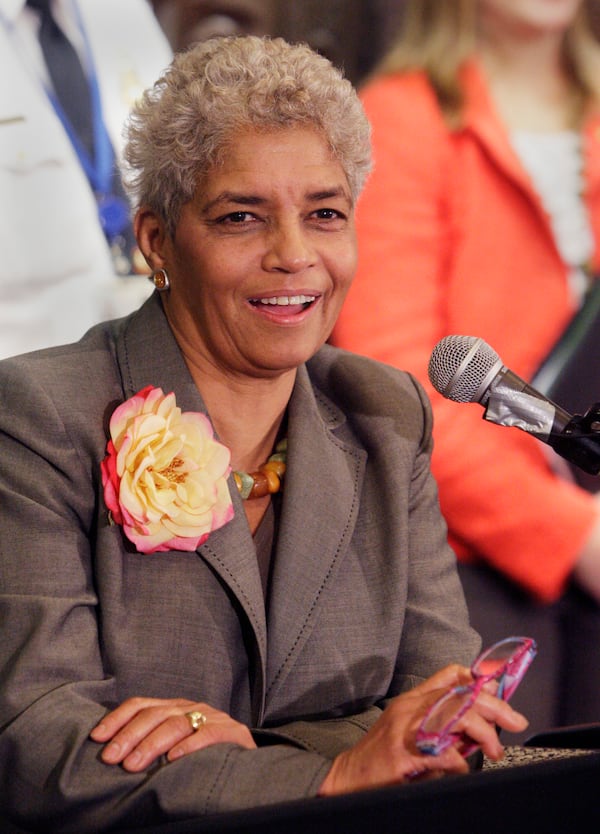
left=477, top=0, right=583, bottom=35
left=152, top=126, right=357, bottom=379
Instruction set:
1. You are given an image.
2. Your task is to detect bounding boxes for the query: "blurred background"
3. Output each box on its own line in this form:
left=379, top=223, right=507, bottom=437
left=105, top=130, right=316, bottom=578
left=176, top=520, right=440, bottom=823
left=149, top=0, right=407, bottom=85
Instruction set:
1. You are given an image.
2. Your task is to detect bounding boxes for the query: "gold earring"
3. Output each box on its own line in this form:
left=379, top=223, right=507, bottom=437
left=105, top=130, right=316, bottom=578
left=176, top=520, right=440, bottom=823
left=151, top=268, right=170, bottom=292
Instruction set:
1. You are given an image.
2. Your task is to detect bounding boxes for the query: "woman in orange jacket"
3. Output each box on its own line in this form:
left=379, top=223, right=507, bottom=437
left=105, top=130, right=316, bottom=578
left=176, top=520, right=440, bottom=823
left=333, top=0, right=600, bottom=738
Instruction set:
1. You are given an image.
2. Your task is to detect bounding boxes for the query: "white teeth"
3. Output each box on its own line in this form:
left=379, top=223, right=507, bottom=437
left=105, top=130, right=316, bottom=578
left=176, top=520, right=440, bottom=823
left=254, top=295, right=316, bottom=306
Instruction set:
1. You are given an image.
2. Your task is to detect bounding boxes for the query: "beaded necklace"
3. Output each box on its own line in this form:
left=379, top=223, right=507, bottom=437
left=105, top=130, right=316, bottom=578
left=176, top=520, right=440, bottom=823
left=233, top=438, right=287, bottom=500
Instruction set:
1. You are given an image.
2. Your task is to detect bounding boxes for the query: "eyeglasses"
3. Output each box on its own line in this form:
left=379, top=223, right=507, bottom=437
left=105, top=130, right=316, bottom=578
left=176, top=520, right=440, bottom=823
left=416, top=636, right=537, bottom=757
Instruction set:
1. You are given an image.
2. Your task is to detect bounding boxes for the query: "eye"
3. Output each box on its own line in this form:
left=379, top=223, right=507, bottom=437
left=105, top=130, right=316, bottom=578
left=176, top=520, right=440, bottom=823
left=314, top=208, right=345, bottom=221
left=218, top=211, right=257, bottom=224
left=310, top=207, right=349, bottom=230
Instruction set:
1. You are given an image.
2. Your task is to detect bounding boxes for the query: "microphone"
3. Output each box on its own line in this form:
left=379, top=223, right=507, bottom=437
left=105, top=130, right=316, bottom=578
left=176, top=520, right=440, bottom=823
left=428, top=335, right=600, bottom=476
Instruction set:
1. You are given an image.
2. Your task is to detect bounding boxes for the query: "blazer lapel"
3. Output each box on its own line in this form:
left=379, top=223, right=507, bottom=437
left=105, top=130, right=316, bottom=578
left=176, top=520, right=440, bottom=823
left=113, top=295, right=268, bottom=713
left=264, top=365, right=366, bottom=709
left=460, top=60, right=549, bottom=213
left=198, top=487, right=269, bottom=723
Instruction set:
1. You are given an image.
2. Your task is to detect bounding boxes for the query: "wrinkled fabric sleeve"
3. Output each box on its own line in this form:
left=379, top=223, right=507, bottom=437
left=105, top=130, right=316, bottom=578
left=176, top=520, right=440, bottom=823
left=0, top=364, right=332, bottom=832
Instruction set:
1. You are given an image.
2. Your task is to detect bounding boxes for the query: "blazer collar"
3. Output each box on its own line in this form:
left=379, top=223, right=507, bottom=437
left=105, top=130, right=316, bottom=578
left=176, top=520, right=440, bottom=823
left=115, top=292, right=205, bottom=413
left=462, top=57, right=600, bottom=190
left=460, top=59, right=541, bottom=200
left=114, top=295, right=367, bottom=721
left=461, top=58, right=600, bottom=272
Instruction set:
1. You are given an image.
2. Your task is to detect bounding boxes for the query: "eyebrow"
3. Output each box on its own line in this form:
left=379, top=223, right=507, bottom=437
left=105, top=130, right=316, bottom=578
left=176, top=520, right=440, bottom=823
left=201, top=186, right=350, bottom=213
left=307, top=187, right=350, bottom=201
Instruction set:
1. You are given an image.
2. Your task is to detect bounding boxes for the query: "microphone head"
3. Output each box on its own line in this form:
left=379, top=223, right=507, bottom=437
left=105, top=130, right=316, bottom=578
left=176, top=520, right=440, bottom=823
left=428, top=335, right=502, bottom=403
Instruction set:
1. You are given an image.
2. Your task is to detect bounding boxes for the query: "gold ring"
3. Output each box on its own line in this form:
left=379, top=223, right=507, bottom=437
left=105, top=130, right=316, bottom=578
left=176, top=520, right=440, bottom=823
left=185, top=710, right=207, bottom=732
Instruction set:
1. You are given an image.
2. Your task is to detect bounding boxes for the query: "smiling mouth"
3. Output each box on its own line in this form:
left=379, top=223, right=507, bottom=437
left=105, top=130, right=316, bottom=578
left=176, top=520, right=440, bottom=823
left=249, top=294, right=317, bottom=310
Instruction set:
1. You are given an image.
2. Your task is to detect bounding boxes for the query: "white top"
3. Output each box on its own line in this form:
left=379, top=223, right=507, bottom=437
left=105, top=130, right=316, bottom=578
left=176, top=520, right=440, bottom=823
left=511, top=130, right=593, bottom=305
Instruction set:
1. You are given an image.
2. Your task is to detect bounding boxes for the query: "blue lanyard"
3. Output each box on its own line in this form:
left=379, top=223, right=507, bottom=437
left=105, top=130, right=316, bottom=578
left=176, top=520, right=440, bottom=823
left=46, top=0, right=115, bottom=198
left=46, top=86, right=115, bottom=198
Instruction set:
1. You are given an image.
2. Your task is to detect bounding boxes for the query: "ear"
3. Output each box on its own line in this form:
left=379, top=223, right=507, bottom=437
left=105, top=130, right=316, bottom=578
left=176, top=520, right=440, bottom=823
left=134, top=207, right=169, bottom=272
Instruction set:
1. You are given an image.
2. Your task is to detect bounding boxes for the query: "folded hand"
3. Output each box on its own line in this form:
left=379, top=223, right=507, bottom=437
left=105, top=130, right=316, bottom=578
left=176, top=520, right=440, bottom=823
left=90, top=697, right=256, bottom=772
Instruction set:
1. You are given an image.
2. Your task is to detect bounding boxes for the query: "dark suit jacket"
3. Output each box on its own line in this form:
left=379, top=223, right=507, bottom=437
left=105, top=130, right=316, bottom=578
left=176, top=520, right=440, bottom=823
left=0, top=294, right=479, bottom=832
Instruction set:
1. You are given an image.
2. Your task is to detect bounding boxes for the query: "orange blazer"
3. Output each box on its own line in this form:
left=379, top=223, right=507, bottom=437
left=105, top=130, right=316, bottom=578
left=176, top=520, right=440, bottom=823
left=333, top=61, right=600, bottom=601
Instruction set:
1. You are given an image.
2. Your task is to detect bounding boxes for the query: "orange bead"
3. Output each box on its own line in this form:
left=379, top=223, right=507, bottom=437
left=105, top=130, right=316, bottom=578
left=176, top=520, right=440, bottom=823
left=249, top=471, right=270, bottom=499
left=263, top=459, right=286, bottom=478
left=261, top=466, right=281, bottom=493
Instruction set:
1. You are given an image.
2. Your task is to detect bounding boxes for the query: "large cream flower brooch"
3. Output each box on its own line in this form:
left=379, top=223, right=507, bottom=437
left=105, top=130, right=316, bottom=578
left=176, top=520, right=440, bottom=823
left=101, top=386, right=234, bottom=553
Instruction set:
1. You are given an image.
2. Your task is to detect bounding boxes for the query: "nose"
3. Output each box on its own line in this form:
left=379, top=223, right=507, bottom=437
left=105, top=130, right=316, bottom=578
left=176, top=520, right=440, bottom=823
left=261, top=220, right=317, bottom=273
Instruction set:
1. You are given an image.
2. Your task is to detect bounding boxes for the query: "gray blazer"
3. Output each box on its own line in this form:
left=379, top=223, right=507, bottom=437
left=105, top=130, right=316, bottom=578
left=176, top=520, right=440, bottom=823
left=0, top=294, right=479, bottom=832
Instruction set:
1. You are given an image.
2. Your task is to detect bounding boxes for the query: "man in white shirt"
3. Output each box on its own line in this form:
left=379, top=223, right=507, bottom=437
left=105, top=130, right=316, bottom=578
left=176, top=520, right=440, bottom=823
left=0, top=0, right=172, bottom=358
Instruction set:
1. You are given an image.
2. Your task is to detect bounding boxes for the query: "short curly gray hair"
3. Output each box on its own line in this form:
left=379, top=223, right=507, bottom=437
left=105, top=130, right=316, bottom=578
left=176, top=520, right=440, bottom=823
left=123, top=36, right=372, bottom=234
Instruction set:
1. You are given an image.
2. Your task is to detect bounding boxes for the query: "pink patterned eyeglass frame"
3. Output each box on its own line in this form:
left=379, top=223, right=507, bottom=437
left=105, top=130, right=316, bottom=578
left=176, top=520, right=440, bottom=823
left=416, top=636, right=537, bottom=757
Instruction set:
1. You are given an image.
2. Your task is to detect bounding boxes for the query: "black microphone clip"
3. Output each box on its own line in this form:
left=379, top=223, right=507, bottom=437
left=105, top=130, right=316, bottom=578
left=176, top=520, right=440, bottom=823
left=550, top=403, right=600, bottom=475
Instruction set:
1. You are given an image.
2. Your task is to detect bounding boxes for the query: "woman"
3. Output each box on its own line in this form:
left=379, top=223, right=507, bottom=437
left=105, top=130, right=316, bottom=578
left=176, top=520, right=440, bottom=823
left=333, top=0, right=600, bottom=737
left=0, top=36, right=526, bottom=832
